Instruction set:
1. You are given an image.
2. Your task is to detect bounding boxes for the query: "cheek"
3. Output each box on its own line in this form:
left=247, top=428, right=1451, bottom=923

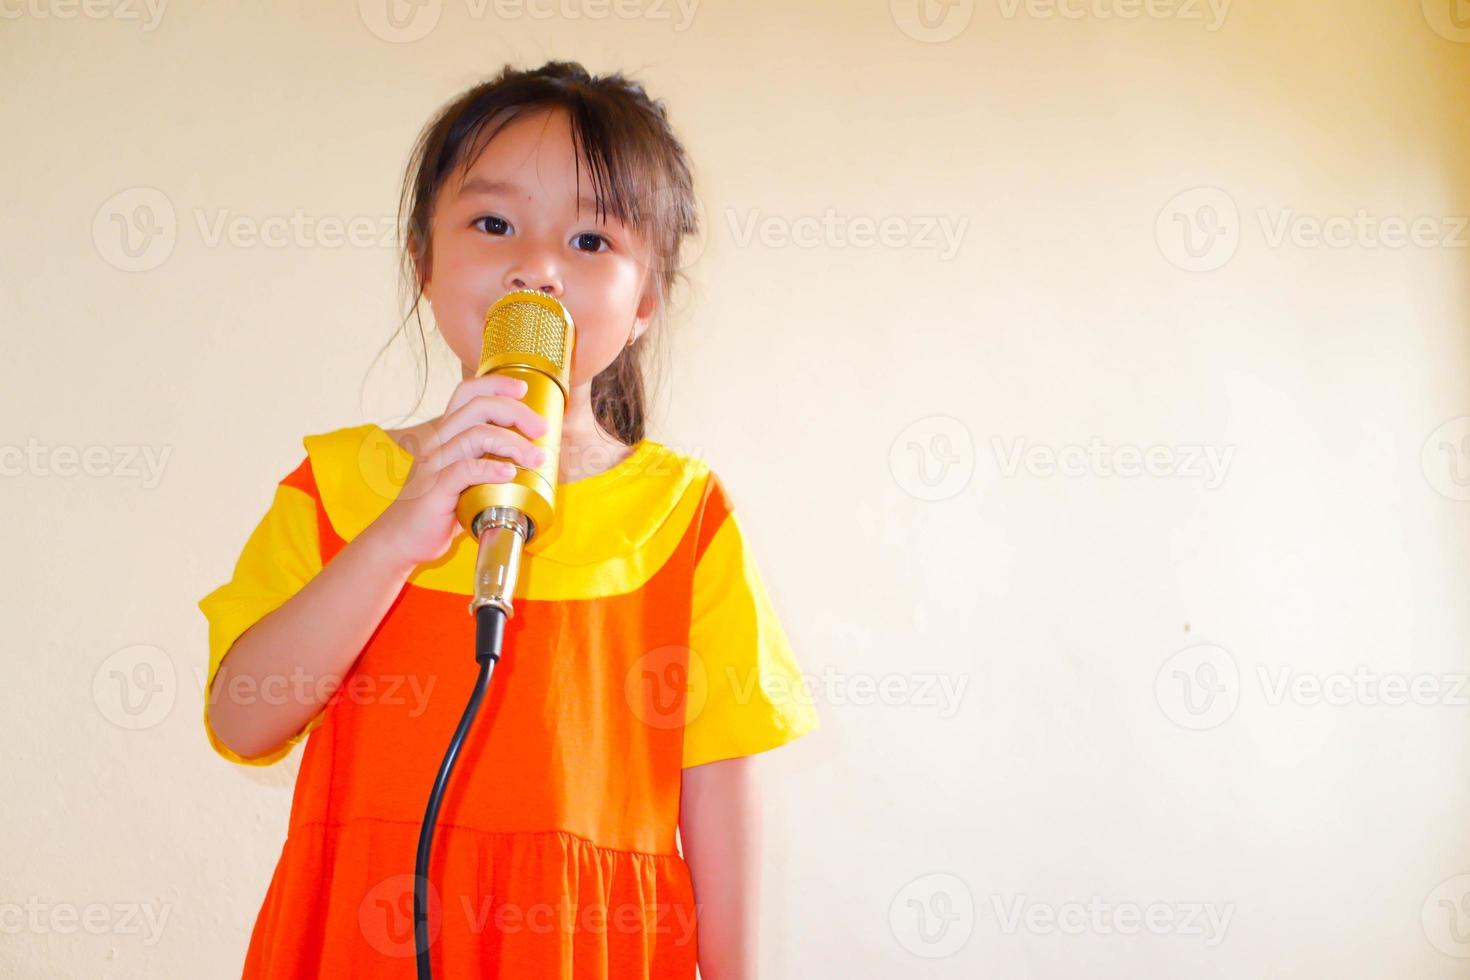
left=429, top=252, right=499, bottom=359
left=568, top=332, right=610, bottom=385
left=567, top=310, right=631, bottom=386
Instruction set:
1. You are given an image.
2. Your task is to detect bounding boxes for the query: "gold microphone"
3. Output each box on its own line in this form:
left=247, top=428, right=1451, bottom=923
left=456, top=289, right=575, bottom=618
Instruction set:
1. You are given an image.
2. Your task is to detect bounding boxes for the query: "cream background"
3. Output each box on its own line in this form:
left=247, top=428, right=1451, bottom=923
left=3, top=0, right=1469, bottom=976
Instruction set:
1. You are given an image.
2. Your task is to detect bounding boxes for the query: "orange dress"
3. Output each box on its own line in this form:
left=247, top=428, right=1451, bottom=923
left=197, top=424, right=819, bottom=979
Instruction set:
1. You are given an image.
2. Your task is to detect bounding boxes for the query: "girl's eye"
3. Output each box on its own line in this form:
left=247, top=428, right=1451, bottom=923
left=572, top=232, right=609, bottom=253
left=474, top=215, right=511, bottom=235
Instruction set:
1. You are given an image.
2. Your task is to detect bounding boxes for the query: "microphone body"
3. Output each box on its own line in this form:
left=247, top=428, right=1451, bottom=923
left=456, top=289, right=576, bottom=618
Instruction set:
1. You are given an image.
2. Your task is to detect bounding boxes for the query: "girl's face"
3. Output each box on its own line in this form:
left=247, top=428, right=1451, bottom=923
left=421, top=107, right=657, bottom=388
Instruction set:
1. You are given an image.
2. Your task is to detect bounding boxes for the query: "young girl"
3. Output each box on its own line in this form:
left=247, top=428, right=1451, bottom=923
left=197, top=62, right=818, bottom=979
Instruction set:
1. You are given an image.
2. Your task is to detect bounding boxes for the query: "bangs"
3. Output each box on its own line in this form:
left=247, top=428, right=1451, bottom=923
left=449, top=100, right=663, bottom=242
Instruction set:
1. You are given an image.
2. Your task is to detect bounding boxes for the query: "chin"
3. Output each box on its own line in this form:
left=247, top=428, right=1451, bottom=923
left=568, top=347, right=616, bottom=386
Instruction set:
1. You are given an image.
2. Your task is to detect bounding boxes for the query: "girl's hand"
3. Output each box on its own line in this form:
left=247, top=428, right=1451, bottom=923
left=370, top=374, right=550, bottom=569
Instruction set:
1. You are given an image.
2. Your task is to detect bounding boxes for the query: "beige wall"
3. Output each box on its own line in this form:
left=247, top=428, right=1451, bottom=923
left=4, top=0, right=1469, bottom=976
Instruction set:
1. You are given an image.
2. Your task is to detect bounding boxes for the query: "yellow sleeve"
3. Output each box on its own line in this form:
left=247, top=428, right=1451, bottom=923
left=682, top=501, right=819, bottom=769
left=197, top=477, right=324, bottom=766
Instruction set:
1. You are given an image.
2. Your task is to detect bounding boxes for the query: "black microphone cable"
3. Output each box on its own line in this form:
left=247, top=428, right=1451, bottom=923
left=413, top=602, right=507, bottom=980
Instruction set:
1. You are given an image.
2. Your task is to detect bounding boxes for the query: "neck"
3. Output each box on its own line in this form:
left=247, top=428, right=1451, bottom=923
left=558, top=381, right=631, bottom=482
left=452, top=366, right=633, bottom=483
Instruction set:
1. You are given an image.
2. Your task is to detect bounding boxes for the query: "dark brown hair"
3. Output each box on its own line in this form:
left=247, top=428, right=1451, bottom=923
left=380, top=60, right=699, bottom=445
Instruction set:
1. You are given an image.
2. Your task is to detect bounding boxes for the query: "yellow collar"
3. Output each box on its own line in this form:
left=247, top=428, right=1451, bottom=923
left=301, top=424, right=709, bottom=600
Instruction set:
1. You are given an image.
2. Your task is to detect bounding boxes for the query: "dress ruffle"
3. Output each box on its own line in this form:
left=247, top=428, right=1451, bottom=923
left=244, top=818, right=699, bottom=979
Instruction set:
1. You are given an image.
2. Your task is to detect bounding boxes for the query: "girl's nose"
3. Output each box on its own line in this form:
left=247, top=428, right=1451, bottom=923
left=505, top=252, right=563, bottom=297
left=509, top=278, right=561, bottom=296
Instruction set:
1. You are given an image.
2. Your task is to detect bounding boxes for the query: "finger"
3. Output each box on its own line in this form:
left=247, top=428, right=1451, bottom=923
left=442, top=456, right=517, bottom=494
left=445, top=423, right=546, bottom=470
left=444, top=373, right=530, bottom=415
left=430, top=396, right=528, bottom=452
left=444, top=394, right=549, bottom=443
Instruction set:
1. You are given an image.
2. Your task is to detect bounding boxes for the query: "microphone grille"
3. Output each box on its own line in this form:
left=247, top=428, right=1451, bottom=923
left=479, top=290, right=575, bottom=376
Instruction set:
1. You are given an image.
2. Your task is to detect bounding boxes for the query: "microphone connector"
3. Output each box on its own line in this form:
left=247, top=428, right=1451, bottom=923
left=468, top=505, right=533, bottom=620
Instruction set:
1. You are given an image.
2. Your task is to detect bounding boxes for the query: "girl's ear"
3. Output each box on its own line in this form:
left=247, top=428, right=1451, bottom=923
left=630, top=275, right=658, bottom=343
left=409, top=232, right=431, bottom=299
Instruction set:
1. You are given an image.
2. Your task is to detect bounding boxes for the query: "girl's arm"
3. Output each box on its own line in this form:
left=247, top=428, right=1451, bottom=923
left=208, top=521, right=418, bottom=761
left=679, top=755, right=761, bottom=980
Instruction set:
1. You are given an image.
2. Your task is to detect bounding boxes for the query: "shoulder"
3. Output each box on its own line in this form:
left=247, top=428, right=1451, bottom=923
left=633, top=439, right=734, bottom=532
left=635, top=438, right=711, bottom=491
left=634, top=441, right=744, bottom=566
left=282, top=423, right=406, bottom=542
